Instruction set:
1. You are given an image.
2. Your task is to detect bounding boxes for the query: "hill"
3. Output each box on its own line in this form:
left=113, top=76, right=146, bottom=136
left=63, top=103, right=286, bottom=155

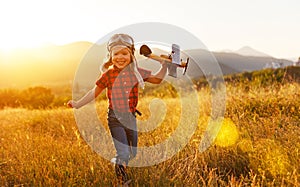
left=183, top=49, right=293, bottom=78
left=1, top=80, right=299, bottom=186
left=0, top=42, right=295, bottom=88
left=138, top=47, right=293, bottom=79
left=0, top=42, right=105, bottom=88
left=235, top=46, right=271, bottom=57
left=192, top=65, right=300, bottom=88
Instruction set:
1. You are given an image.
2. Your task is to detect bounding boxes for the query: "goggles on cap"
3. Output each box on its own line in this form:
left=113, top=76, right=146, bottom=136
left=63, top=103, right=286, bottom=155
left=107, top=34, right=134, bottom=51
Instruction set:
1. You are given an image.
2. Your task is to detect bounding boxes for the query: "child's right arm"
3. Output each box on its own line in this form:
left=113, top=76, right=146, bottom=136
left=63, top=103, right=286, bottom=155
left=67, top=86, right=103, bottom=109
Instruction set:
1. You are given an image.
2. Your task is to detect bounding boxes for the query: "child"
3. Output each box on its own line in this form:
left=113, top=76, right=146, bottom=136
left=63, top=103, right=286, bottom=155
left=67, top=33, right=167, bottom=184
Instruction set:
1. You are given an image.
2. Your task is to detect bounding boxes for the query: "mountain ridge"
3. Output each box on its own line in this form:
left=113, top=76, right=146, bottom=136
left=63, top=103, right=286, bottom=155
left=235, top=46, right=271, bottom=57
left=0, top=42, right=294, bottom=88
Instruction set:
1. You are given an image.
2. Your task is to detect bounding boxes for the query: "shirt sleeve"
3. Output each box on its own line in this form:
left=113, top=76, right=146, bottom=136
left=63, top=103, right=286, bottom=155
left=138, top=68, right=152, bottom=80
left=95, top=71, right=108, bottom=89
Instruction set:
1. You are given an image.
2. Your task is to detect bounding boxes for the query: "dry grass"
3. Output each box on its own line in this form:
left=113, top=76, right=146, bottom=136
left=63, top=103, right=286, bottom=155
left=0, top=82, right=299, bottom=186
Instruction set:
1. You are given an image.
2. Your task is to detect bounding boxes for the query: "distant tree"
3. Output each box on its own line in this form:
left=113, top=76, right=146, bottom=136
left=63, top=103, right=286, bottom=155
left=21, top=86, right=54, bottom=109
left=51, top=95, right=72, bottom=107
left=0, top=89, right=21, bottom=109
left=295, top=57, right=300, bottom=66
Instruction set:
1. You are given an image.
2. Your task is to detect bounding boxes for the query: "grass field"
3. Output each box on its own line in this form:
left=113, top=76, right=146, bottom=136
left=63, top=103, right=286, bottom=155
left=0, top=75, right=300, bottom=186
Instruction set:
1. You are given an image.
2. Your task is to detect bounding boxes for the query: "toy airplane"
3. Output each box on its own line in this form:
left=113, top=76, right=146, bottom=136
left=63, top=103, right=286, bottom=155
left=139, top=44, right=189, bottom=78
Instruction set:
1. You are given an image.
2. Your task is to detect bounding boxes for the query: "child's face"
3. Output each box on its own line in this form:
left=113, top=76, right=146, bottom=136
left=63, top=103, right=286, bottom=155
left=111, top=47, right=131, bottom=69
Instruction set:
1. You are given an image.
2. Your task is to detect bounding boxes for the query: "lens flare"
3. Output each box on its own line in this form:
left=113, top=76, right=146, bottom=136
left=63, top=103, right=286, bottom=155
left=249, top=139, right=290, bottom=177
left=214, top=118, right=239, bottom=147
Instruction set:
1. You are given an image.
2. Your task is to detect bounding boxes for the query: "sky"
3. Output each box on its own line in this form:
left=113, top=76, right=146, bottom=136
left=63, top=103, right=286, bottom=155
left=0, top=0, right=299, bottom=59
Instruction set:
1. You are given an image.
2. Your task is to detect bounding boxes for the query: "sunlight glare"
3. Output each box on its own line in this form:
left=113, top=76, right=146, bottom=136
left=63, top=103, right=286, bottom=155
left=250, top=139, right=290, bottom=177
left=214, top=118, right=239, bottom=147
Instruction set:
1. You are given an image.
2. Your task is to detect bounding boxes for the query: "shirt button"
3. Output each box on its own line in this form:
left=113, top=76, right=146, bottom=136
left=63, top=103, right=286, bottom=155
left=124, top=82, right=127, bottom=85
left=127, top=99, right=130, bottom=102
left=126, top=91, right=129, bottom=94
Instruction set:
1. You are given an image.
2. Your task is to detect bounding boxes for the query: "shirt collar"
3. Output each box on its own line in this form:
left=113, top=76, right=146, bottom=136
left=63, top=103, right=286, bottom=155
left=112, top=65, right=131, bottom=73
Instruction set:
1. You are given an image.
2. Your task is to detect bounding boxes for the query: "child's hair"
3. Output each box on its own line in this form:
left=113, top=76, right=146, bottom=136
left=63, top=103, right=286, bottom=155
left=101, top=57, right=113, bottom=72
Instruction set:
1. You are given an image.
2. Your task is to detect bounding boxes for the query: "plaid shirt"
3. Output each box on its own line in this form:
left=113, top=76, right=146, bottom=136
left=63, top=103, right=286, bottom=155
left=96, top=65, right=151, bottom=112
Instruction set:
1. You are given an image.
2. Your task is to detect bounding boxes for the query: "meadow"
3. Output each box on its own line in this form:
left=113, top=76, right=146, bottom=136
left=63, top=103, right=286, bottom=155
left=0, top=67, right=300, bottom=186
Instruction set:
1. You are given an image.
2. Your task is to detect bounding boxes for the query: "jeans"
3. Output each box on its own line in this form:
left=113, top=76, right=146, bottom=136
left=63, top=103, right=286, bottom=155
left=108, top=109, right=137, bottom=164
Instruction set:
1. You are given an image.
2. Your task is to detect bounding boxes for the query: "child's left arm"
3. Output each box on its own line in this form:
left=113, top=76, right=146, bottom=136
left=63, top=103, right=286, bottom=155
left=67, top=86, right=103, bottom=109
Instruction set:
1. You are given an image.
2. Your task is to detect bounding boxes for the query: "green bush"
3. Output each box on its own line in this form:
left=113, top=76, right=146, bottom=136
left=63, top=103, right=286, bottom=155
left=21, top=87, right=55, bottom=109
left=0, top=86, right=56, bottom=109
left=0, top=89, right=21, bottom=109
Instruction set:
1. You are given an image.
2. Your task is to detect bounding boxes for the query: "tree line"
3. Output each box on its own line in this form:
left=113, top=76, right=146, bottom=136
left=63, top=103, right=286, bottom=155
left=0, top=86, right=70, bottom=109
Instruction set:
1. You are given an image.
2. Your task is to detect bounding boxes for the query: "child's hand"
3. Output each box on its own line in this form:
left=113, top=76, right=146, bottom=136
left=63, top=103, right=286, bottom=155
left=161, top=61, right=168, bottom=67
left=66, top=100, right=78, bottom=109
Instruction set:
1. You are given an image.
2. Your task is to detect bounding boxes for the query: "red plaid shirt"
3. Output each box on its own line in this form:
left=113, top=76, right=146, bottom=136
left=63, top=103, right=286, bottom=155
left=96, top=65, right=151, bottom=112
